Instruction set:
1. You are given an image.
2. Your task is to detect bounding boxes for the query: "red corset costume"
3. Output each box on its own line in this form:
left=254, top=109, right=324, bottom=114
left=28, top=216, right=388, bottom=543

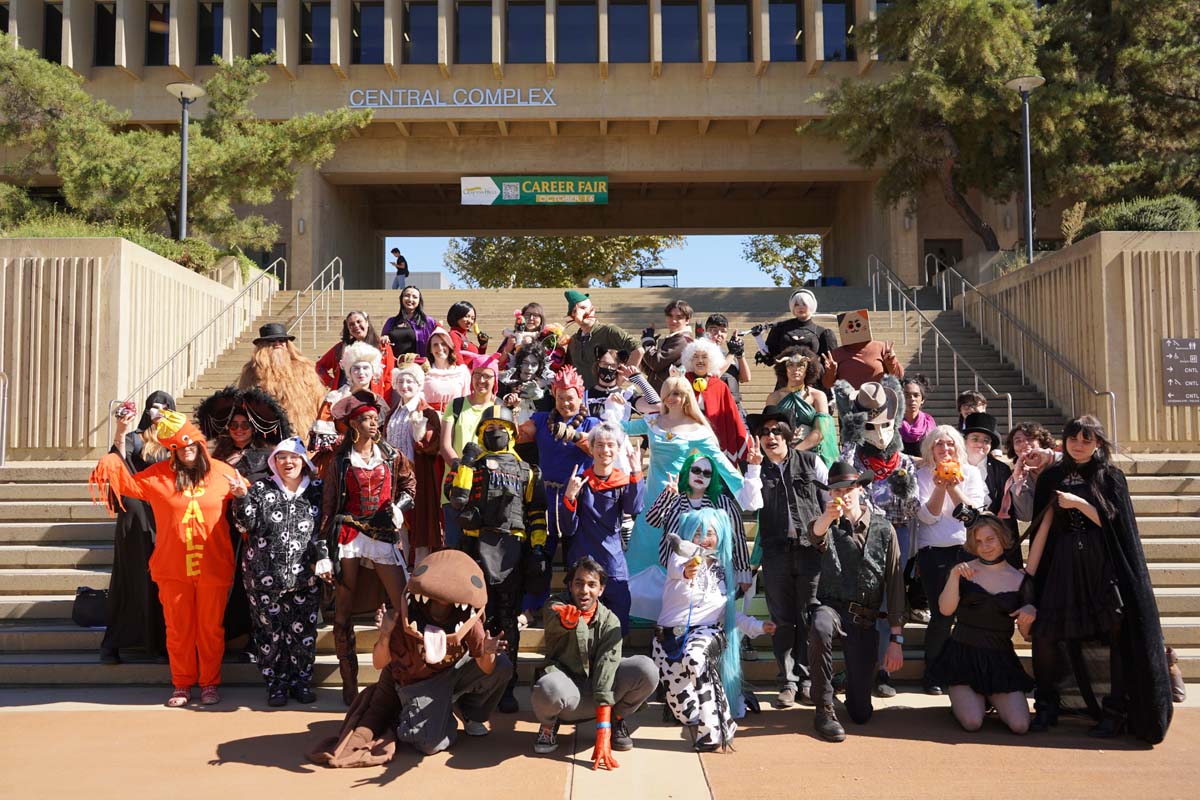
left=338, top=462, right=393, bottom=544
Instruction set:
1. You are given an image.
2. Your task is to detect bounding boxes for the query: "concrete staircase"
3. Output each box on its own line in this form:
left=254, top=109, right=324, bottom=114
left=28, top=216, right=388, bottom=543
left=0, top=289, right=1195, bottom=687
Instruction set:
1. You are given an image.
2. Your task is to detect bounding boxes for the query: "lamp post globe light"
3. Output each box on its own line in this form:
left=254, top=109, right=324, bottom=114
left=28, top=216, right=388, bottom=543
left=165, top=82, right=207, bottom=241
left=1004, top=75, right=1045, bottom=266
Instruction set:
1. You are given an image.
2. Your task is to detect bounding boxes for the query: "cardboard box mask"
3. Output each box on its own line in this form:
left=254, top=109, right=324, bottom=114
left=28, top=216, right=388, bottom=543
left=837, top=309, right=873, bottom=346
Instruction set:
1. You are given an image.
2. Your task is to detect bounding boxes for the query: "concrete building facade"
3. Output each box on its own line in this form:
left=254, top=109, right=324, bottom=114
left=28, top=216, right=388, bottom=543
left=3, top=0, right=1044, bottom=287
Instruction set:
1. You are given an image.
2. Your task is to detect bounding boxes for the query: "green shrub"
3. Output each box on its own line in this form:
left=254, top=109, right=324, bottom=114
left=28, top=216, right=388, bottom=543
left=1078, top=195, right=1200, bottom=239
left=1, top=212, right=226, bottom=275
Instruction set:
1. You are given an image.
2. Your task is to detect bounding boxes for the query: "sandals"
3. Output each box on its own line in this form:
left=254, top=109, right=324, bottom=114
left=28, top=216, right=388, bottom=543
left=200, top=685, right=221, bottom=705
left=166, top=689, right=190, bottom=708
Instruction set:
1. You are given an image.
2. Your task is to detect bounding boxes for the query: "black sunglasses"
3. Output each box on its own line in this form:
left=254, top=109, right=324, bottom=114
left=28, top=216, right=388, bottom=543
left=758, top=426, right=787, bottom=437
left=689, top=465, right=713, bottom=478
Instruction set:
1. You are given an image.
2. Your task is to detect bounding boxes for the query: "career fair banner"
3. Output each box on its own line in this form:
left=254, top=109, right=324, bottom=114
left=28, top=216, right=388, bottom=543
left=460, top=176, right=609, bottom=206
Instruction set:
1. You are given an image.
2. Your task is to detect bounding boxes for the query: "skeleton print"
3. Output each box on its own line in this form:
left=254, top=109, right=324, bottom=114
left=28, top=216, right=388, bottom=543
left=247, top=583, right=321, bottom=688
left=234, top=477, right=328, bottom=690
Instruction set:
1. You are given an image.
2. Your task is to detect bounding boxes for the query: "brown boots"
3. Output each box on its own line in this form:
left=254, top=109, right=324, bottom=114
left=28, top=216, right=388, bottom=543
left=1166, top=646, right=1186, bottom=703
left=333, top=622, right=359, bottom=706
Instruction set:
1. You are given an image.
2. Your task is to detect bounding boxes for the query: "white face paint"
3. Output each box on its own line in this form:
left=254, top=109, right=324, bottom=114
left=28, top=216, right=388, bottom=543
left=687, top=457, right=713, bottom=495
left=350, top=360, right=374, bottom=389
left=863, top=417, right=895, bottom=450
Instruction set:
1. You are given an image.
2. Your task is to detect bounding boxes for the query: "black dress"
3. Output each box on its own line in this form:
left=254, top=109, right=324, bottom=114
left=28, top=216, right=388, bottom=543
left=927, top=575, right=1035, bottom=695
left=1032, top=475, right=1123, bottom=642
left=219, top=445, right=274, bottom=643
left=99, top=436, right=167, bottom=660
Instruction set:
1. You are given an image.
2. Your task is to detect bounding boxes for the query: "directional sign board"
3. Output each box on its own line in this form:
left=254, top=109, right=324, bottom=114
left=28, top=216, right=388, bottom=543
left=461, top=176, right=609, bottom=206
left=1162, top=338, right=1200, bottom=406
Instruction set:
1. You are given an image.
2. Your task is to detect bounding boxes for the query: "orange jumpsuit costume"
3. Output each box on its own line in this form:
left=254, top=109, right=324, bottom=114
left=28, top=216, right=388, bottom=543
left=91, top=414, right=240, bottom=691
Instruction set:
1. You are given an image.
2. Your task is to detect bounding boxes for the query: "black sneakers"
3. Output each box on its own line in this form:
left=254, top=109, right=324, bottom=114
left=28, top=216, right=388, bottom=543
left=612, top=717, right=634, bottom=751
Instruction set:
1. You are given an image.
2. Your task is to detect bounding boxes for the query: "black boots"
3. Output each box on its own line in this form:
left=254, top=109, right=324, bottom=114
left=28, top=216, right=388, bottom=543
left=1029, top=704, right=1058, bottom=733
left=815, top=703, right=846, bottom=743
left=333, top=622, right=358, bottom=706
left=1089, top=709, right=1127, bottom=739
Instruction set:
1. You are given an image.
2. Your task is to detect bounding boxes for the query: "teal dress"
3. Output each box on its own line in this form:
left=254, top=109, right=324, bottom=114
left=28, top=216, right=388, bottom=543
left=622, top=415, right=742, bottom=622
left=777, top=389, right=838, bottom=468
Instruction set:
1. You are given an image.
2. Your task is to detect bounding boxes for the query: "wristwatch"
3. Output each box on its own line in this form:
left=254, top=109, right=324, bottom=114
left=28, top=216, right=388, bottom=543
left=889, top=634, right=905, bottom=645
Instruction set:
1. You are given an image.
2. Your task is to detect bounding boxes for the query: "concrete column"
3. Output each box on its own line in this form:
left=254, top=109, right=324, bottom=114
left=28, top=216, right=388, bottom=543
left=331, top=0, right=350, bottom=75
left=437, top=0, right=452, bottom=77
left=544, top=0, right=555, bottom=77
left=225, top=0, right=248, bottom=58
left=854, top=0, right=871, bottom=73
left=750, top=0, right=767, bottom=75
left=383, top=0, right=401, bottom=75
left=115, top=0, right=144, bottom=77
left=597, top=0, right=607, bottom=77
left=700, top=0, right=714, bottom=77
left=10, top=0, right=45, bottom=53
left=63, top=0, right=96, bottom=77
left=169, top=0, right=197, bottom=77
left=804, top=0, right=821, bottom=73
left=276, top=0, right=298, bottom=77
left=490, top=0, right=502, bottom=77
left=649, top=0, right=660, bottom=76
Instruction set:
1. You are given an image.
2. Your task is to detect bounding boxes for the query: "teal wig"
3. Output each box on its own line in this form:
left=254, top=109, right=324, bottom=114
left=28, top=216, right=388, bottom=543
left=677, top=506, right=743, bottom=717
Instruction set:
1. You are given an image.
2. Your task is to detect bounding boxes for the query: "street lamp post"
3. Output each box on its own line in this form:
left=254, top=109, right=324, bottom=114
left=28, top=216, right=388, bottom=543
left=165, top=82, right=207, bottom=241
left=1004, top=75, right=1045, bottom=265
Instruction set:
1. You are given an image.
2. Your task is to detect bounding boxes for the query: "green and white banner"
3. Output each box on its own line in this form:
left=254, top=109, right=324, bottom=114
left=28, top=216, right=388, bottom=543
left=460, top=176, right=609, bottom=206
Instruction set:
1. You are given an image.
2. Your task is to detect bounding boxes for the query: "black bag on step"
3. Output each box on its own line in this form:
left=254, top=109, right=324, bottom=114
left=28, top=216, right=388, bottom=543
left=72, top=587, right=108, bottom=628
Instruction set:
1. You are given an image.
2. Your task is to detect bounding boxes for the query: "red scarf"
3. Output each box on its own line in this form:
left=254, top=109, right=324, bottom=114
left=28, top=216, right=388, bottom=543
left=862, top=450, right=901, bottom=481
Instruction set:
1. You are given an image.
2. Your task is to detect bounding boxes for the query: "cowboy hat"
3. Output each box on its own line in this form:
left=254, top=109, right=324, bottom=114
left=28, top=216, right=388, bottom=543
left=853, top=381, right=899, bottom=424
left=746, top=404, right=795, bottom=434
left=816, top=461, right=875, bottom=491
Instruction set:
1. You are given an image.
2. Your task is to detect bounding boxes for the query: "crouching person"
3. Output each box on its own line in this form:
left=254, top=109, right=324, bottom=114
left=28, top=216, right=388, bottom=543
left=531, top=556, right=658, bottom=769
left=807, top=462, right=906, bottom=743
left=654, top=508, right=776, bottom=753
left=308, top=550, right=511, bottom=767
left=231, top=436, right=331, bottom=707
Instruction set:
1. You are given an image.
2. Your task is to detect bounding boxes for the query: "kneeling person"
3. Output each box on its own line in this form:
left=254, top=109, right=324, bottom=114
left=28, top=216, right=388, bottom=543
left=808, top=462, right=906, bottom=743
left=532, top=557, right=658, bottom=769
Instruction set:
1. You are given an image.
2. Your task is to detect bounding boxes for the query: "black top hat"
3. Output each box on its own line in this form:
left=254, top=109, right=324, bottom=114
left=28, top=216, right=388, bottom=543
left=962, top=412, right=1000, bottom=450
left=253, top=322, right=295, bottom=345
left=816, top=461, right=876, bottom=491
left=747, top=404, right=795, bottom=434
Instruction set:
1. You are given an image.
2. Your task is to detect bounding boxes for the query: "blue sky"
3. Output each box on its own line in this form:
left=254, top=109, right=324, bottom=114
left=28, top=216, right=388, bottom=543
left=384, top=235, right=781, bottom=288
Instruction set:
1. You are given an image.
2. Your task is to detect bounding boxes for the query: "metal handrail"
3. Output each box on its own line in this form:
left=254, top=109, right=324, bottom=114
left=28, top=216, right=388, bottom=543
left=107, top=258, right=286, bottom=442
left=867, top=255, right=1013, bottom=433
left=288, top=257, right=345, bottom=351
left=925, top=253, right=1120, bottom=449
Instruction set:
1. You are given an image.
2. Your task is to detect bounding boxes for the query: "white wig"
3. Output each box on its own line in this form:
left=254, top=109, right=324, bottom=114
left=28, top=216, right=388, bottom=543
left=681, top=337, right=726, bottom=375
left=340, top=340, right=383, bottom=378
left=392, top=362, right=427, bottom=388
left=789, top=289, right=818, bottom=313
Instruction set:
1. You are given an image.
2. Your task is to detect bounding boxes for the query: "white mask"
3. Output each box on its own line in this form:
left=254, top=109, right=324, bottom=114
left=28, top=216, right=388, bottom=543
left=864, top=418, right=895, bottom=450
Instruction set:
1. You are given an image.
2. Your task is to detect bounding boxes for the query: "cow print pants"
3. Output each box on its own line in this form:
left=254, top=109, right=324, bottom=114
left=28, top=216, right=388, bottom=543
left=652, top=624, right=735, bottom=748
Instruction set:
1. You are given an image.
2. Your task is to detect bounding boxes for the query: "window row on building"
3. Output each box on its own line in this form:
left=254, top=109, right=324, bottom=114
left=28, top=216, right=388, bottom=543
left=3, top=0, right=892, bottom=70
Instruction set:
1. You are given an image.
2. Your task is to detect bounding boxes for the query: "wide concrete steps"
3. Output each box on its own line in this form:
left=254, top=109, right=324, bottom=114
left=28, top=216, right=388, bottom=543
left=2, top=646, right=1199, bottom=687
left=13, top=613, right=1200, bottom=655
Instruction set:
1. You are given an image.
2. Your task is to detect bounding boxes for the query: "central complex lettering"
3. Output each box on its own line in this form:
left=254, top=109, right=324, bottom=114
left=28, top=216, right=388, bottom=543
left=348, top=87, right=558, bottom=109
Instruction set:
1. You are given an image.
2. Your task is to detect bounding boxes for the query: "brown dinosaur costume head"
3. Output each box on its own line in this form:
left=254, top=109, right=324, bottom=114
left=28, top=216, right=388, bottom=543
left=400, top=550, right=488, bottom=665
